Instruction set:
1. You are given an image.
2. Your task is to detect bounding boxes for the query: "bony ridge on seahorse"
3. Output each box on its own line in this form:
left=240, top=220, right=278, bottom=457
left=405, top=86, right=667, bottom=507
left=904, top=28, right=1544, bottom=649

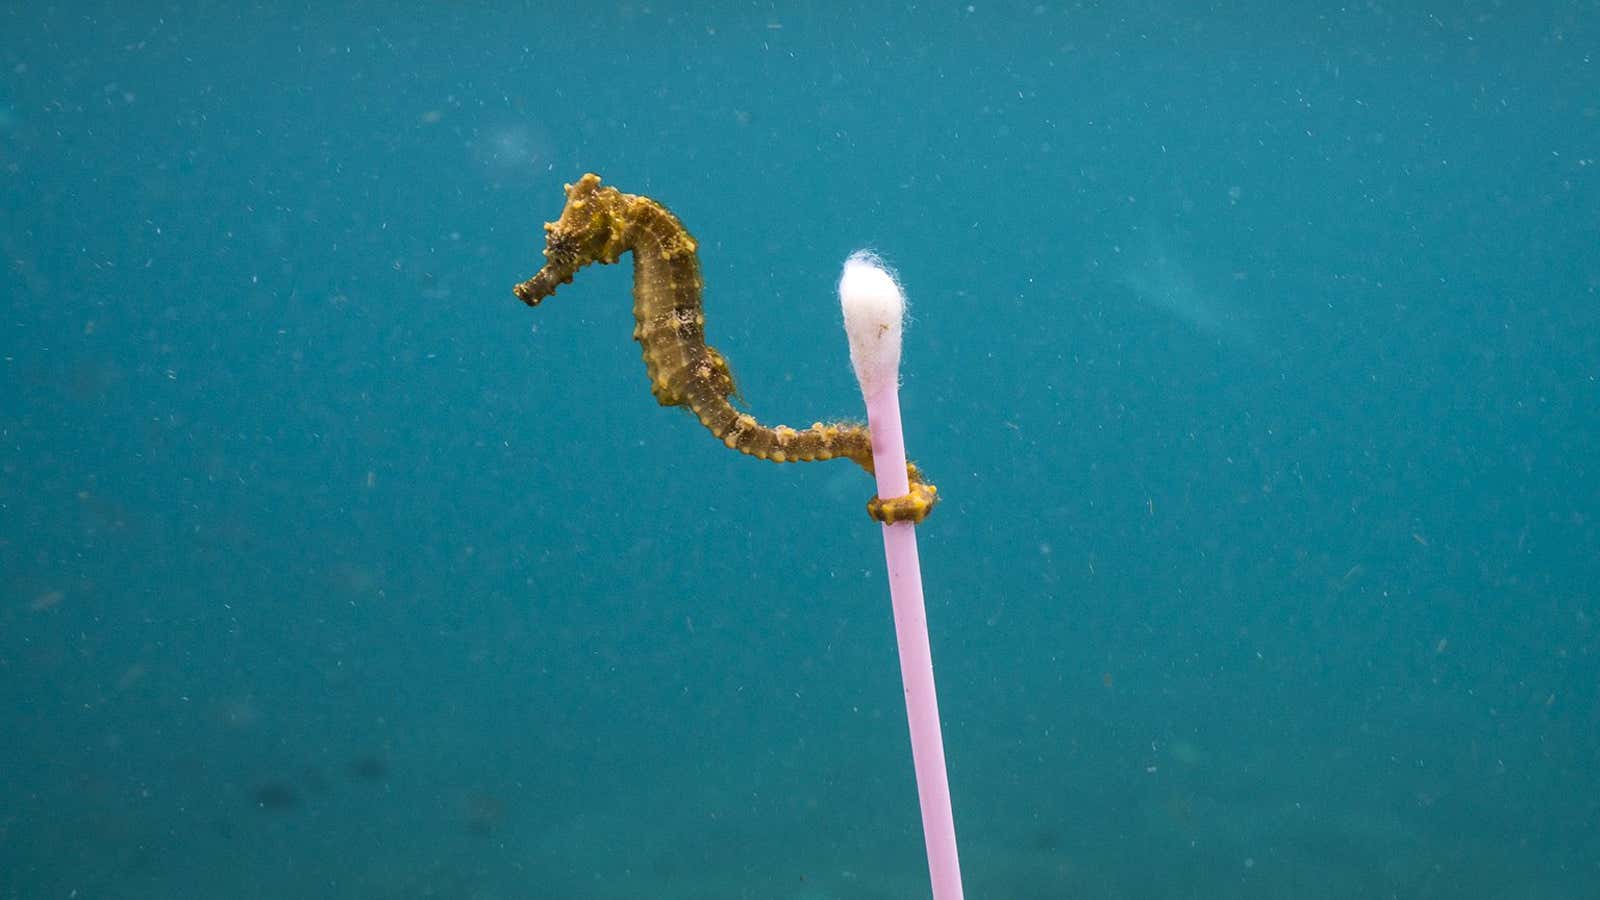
left=512, top=173, right=938, bottom=524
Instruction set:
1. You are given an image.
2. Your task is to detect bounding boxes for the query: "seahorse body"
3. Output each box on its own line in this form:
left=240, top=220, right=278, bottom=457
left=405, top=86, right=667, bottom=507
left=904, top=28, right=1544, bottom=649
left=513, top=173, right=937, bottom=523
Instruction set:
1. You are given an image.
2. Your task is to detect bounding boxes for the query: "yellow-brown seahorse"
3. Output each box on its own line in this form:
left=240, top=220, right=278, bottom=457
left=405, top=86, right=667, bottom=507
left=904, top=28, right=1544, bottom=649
left=512, top=173, right=937, bottom=524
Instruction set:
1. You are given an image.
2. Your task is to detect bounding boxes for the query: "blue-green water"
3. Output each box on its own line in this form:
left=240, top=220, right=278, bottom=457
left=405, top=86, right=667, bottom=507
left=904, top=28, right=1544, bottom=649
left=4, top=3, right=1598, bottom=898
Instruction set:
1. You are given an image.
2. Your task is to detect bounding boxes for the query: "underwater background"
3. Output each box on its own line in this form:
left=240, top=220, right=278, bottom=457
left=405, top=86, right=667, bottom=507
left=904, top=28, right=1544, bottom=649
left=3, top=2, right=1598, bottom=898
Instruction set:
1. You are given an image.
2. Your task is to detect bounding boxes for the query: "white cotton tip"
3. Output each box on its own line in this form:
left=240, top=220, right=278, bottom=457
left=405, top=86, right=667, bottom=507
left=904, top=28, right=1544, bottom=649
left=838, top=251, right=906, bottom=400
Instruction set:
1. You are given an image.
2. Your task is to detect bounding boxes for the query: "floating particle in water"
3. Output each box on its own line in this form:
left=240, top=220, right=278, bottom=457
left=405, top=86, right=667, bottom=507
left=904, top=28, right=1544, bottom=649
left=252, top=782, right=298, bottom=812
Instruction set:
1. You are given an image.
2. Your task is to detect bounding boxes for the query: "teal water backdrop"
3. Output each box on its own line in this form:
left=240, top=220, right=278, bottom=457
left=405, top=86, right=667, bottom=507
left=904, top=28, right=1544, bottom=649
left=3, top=3, right=1597, bottom=898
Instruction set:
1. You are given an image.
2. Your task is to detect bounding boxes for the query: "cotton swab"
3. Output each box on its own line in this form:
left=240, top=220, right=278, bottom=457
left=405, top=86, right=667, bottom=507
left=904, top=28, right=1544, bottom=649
left=839, top=252, right=965, bottom=900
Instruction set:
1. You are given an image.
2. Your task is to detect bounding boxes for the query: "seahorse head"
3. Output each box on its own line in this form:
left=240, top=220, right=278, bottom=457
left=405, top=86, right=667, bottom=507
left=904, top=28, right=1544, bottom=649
left=513, top=174, right=627, bottom=306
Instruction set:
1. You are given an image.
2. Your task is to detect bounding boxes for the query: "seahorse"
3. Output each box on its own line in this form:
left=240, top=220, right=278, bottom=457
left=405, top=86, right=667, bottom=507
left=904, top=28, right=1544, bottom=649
left=513, top=173, right=938, bottom=524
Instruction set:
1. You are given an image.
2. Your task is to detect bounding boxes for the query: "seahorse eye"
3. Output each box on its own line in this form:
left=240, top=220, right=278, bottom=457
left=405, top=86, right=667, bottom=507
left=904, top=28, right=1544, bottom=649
left=543, top=232, right=580, bottom=267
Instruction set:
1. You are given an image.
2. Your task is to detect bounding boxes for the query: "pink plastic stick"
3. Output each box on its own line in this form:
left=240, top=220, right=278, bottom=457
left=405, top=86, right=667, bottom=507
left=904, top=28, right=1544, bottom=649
left=840, top=253, right=964, bottom=900
left=863, top=386, right=965, bottom=900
